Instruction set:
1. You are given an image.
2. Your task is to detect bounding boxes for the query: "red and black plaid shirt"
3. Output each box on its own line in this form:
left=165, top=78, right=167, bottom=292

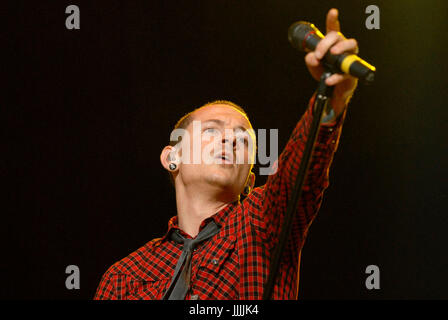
left=94, top=97, right=346, bottom=300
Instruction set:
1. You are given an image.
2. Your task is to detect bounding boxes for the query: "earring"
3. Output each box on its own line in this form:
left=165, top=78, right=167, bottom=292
left=242, top=185, right=251, bottom=196
left=169, top=163, right=177, bottom=171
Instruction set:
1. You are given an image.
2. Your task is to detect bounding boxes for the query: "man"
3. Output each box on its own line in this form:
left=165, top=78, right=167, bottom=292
left=94, top=8, right=358, bottom=300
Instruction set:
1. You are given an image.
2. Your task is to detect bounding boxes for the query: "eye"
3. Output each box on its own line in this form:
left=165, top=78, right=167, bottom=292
left=203, top=127, right=220, bottom=135
left=235, top=135, right=249, bottom=146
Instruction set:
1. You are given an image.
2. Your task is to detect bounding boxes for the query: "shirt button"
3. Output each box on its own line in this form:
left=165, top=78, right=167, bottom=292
left=211, top=259, right=218, bottom=265
left=191, top=294, right=199, bottom=300
left=329, top=128, right=334, bottom=132
left=331, top=140, right=336, bottom=144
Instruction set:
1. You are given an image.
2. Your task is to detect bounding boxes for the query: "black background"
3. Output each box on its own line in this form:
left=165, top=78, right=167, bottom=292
left=2, top=0, right=447, bottom=299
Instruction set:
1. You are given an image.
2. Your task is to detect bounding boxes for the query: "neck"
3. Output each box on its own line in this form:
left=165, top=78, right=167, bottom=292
left=174, top=183, right=236, bottom=237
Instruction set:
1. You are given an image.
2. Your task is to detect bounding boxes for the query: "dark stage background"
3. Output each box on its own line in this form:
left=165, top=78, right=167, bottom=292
left=2, top=0, right=447, bottom=299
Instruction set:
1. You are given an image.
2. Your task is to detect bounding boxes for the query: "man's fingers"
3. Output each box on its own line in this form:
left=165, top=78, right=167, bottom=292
left=314, top=31, right=342, bottom=59
left=305, top=52, right=320, bottom=67
left=305, top=52, right=324, bottom=80
left=326, top=8, right=340, bottom=34
left=330, top=38, right=359, bottom=55
left=325, top=73, right=353, bottom=86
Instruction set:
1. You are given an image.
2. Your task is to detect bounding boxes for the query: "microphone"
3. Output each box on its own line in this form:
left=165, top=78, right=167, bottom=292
left=288, top=21, right=376, bottom=83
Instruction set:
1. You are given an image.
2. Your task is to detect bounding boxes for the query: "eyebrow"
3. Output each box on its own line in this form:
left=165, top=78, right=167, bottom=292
left=202, top=119, right=249, bottom=133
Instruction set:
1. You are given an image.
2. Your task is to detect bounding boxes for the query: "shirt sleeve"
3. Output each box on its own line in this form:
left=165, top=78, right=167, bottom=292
left=93, top=271, right=119, bottom=300
left=250, top=94, right=347, bottom=265
left=94, top=264, right=132, bottom=300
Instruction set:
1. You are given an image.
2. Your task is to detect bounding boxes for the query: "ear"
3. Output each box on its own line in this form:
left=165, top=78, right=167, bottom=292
left=160, top=145, right=179, bottom=172
left=242, top=171, right=256, bottom=196
left=247, top=171, right=255, bottom=189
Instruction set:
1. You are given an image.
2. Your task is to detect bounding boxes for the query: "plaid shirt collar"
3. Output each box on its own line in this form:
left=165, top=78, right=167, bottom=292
left=160, top=199, right=240, bottom=241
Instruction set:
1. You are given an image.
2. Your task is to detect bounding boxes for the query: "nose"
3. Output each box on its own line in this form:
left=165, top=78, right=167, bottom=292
left=221, top=134, right=237, bottom=150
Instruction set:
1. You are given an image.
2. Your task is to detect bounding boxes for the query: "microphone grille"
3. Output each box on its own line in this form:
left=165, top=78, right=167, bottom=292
left=288, top=21, right=316, bottom=50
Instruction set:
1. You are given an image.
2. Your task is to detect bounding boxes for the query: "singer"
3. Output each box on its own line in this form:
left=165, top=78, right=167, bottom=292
left=94, top=8, right=359, bottom=300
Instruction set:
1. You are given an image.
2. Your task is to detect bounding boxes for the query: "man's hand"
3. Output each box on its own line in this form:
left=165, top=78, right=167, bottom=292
left=304, top=8, right=358, bottom=118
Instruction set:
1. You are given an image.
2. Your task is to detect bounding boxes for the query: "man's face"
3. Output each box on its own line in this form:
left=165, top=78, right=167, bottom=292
left=175, top=104, right=255, bottom=197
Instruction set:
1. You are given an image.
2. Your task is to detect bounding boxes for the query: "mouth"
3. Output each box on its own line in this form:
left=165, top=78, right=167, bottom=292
left=215, top=152, right=234, bottom=165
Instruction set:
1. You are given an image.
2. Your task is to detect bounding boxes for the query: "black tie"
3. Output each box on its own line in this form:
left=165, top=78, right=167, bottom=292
left=163, top=220, right=219, bottom=300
